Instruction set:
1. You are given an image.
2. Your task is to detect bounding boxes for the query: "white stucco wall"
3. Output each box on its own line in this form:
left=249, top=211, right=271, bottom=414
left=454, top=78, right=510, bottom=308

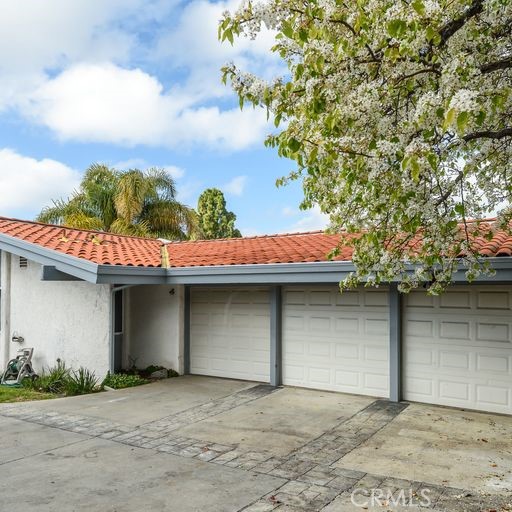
left=3, top=255, right=111, bottom=379
left=125, top=284, right=183, bottom=373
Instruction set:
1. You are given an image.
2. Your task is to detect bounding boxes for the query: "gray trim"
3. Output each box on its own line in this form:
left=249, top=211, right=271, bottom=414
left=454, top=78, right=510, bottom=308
left=389, top=283, right=402, bottom=402
left=183, top=286, right=191, bottom=375
left=109, top=285, right=135, bottom=373
left=3, top=230, right=512, bottom=286
left=41, top=266, right=83, bottom=281
left=270, top=286, right=282, bottom=387
left=96, top=265, right=167, bottom=284
left=0, top=233, right=98, bottom=283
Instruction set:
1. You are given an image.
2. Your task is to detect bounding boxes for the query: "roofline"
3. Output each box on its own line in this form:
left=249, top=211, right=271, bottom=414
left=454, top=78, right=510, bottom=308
left=2, top=233, right=512, bottom=285
left=0, top=232, right=100, bottom=283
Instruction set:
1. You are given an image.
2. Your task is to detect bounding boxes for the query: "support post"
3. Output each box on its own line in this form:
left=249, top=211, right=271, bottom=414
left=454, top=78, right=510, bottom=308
left=270, top=285, right=282, bottom=387
left=184, top=285, right=191, bottom=375
left=389, top=283, right=402, bottom=402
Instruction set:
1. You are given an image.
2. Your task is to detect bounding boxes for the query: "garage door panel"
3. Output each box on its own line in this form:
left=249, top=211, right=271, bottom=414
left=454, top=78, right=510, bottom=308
left=476, top=322, right=510, bottom=342
left=283, top=286, right=389, bottom=397
left=335, top=291, right=360, bottom=306
left=477, top=291, right=510, bottom=309
left=476, top=354, right=509, bottom=372
left=404, top=285, right=512, bottom=414
left=190, top=288, right=270, bottom=382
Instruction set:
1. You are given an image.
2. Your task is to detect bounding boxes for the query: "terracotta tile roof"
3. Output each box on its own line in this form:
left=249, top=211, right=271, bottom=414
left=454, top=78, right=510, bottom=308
left=0, top=217, right=163, bottom=267
left=166, top=231, right=349, bottom=267
left=0, top=216, right=511, bottom=268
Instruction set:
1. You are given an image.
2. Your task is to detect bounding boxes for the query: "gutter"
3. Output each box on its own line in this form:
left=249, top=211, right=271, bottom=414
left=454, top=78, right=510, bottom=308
left=2, top=230, right=512, bottom=285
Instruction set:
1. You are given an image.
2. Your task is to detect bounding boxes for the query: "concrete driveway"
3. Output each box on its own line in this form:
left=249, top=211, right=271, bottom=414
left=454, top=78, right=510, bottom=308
left=0, top=376, right=511, bottom=511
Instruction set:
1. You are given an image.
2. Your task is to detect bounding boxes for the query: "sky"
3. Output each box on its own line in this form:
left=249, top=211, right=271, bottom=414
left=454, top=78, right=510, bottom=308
left=0, top=0, right=329, bottom=236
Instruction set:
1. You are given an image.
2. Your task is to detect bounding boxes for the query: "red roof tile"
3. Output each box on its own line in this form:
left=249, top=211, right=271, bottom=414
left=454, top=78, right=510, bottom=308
left=166, top=232, right=344, bottom=267
left=0, top=217, right=163, bottom=267
left=0, top=216, right=511, bottom=268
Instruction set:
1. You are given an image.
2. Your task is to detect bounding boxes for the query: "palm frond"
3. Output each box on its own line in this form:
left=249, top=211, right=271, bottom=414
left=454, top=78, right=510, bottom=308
left=144, top=167, right=177, bottom=202
left=114, top=170, right=147, bottom=223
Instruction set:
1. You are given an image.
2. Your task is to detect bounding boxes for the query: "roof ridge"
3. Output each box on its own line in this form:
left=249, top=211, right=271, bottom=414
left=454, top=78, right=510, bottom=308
left=167, top=230, right=334, bottom=245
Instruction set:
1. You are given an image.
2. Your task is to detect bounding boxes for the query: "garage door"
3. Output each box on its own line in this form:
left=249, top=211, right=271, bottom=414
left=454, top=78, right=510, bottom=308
left=283, top=286, right=389, bottom=397
left=190, top=288, right=270, bottom=382
left=404, top=286, right=512, bottom=414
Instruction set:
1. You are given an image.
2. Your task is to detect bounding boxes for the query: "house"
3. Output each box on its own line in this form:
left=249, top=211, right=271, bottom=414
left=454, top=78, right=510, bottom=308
left=0, top=216, right=511, bottom=415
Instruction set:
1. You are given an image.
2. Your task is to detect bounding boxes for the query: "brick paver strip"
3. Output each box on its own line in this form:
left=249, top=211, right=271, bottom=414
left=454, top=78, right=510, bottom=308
left=142, top=384, right=279, bottom=432
left=1, top=389, right=510, bottom=511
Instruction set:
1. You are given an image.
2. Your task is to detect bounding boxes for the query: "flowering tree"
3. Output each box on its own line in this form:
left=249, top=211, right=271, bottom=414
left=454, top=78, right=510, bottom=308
left=220, top=0, right=511, bottom=292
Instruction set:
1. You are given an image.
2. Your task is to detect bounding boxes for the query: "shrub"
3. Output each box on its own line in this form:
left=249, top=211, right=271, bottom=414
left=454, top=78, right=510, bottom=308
left=102, top=372, right=149, bottom=389
left=30, top=359, right=70, bottom=394
left=66, top=367, right=99, bottom=396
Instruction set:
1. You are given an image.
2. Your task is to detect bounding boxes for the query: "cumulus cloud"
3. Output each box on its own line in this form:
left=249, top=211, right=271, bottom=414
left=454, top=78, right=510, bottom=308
left=223, top=175, right=248, bottom=196
left=288, top=206, right=330, bottom=232
left=0, top=149, right=81, bottom=218
left=154, top=0, right=282, bottom=100
left=24, top=63, right=270, bottom=150
left=0, top=0, right=278, bottom=151
left=113, top=158, right=185, bottom=179
left=0, top=0, right=167, bottom=111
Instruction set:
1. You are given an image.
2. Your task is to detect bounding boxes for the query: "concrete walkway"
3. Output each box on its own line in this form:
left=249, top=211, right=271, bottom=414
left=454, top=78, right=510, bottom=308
left=0, top=376, right=511, bottom=511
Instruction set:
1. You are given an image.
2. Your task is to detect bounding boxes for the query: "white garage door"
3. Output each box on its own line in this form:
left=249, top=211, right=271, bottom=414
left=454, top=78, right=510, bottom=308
left=190, top=288, right=270, bottom=382
left=283, top=286, right=389, bottom=397
left=404, top=286, right=512, bottom=414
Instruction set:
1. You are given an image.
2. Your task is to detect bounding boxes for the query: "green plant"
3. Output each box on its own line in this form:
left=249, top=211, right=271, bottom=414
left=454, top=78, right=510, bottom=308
left=31, top=359, right=70, bottom=394
left=102, top=372, right=149, bottom=390
left=66, top=367, right=99, bottom=396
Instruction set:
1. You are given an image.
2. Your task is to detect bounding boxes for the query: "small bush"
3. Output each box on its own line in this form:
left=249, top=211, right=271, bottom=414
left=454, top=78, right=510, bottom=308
left=66, top=367, right=99, bottom=396
left=31, top=360, right=70, bottom=394
left=102, top=372, right=149, bottom=389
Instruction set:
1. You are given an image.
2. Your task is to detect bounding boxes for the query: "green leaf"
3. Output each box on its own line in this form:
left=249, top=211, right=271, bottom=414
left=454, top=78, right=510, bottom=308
left=456, top=111, right=469, bottom=132
left=412, top=0, right=425, bottom=16
left=288, top=138, right=301, bottom=152
left=443, top=108, right=456, bottom=130
left=282, top=21, right=294, bottom=39
left=475, top=110, right=486, bottom=126
left=387, top=19, right=407, bottom=38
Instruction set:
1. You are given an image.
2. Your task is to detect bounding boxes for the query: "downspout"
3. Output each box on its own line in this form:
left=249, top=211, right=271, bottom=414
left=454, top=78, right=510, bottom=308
left=1, top=252, right=11, bottom=368
left=109, top=284, right=136, bottom=373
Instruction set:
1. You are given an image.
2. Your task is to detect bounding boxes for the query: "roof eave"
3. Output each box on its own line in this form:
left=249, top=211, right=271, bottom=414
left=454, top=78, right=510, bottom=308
left=0, top=233, right=100, bottom=283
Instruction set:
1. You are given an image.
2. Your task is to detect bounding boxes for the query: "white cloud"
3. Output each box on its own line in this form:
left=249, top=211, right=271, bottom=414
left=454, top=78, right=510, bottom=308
left=282, top=206, right=298, bottom=217
left=223, top=175, right=247, bottom=196
left=111, top=159, right=185, bottom=179
left=163, top=166, right=185, bottom=180
left=0, top=1, right=279, bottom=151
left=0, top=0, right=163, bottom=111
left=288, top=206, right=330, bottom=232
left=154, top=0, right=282, bottom=100
left=0, top=148, right=81, bottom=218
left=24, top=63, right=270, bottom=150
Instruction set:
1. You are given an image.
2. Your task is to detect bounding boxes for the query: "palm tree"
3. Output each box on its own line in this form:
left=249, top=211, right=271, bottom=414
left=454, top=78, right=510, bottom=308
left=38, top=164, right=200, bottom=240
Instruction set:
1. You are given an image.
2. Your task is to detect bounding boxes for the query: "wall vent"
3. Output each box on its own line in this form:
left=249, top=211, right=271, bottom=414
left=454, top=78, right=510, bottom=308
left=19, top=257, right=28, bottom=268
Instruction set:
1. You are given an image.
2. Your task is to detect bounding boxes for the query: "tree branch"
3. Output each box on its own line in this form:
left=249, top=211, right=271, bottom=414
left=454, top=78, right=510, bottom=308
left=481, top=56, right=512, bottom=74
left=463, top=127, right=512, bottom=142
left=396, top=67, right=441, bottom=82
left=438, top=0, right=484, bottom=46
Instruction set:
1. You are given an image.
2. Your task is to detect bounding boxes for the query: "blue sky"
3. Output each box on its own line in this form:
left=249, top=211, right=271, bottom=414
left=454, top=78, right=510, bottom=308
left=0, top=0, right=328, bottom=235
